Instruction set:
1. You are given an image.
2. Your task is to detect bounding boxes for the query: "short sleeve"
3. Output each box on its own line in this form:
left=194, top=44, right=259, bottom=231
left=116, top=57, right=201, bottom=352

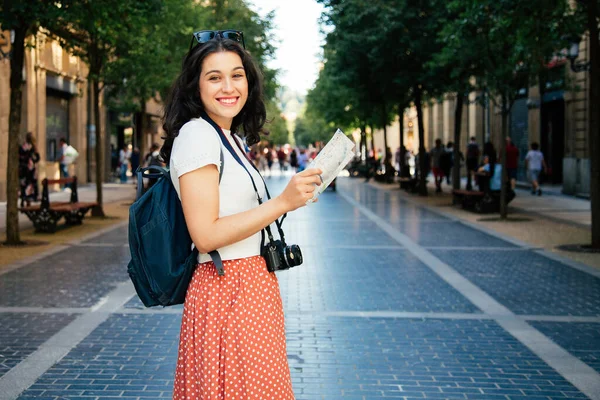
left=171, top=119, right=221, bottom=178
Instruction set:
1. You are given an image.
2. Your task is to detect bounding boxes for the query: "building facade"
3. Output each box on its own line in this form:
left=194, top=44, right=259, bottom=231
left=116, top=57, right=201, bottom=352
left=1, top=30, right=165, bottom=202
left=372, top=34, right=591, bottom=197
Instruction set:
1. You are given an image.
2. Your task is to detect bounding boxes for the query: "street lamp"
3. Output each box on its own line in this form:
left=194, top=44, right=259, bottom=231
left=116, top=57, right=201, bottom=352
left=567, top=37, right=591, bottom=72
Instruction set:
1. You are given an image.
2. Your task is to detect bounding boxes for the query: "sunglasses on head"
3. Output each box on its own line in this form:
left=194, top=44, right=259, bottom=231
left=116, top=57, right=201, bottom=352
left=189, top=30, right=246, bottom=53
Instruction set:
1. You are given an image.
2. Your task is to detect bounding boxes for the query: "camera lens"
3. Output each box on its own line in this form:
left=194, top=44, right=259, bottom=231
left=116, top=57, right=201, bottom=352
left=285, top=245, right=303, bottom=267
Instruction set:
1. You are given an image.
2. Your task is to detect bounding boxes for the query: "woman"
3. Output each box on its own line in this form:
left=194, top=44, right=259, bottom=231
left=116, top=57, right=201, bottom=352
left=19, top=132, right=40, bottom=207
left=161, top=30, right=322, bottom=399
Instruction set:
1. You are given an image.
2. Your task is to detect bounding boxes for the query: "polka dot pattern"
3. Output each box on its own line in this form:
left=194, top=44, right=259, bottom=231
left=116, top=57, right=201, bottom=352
left=173, top=255, right=295, bottom=399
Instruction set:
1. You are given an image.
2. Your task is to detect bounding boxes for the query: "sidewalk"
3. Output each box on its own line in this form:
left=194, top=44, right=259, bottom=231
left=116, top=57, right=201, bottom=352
left=0, top=176, right=599, bottom=399
left=0, top=182, right=136, bottom=231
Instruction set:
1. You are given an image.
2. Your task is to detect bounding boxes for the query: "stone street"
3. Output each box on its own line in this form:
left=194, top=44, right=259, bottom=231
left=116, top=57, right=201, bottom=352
left=0, top=177, right=599, bottom=400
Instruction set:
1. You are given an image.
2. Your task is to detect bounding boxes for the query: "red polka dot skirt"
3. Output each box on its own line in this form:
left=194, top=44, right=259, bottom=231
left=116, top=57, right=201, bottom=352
left=173, top=255, right=295, bottom=399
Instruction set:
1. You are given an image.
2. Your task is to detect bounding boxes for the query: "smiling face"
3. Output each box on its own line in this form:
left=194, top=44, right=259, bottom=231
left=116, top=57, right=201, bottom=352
left=199, top=51, right=248, bottom=130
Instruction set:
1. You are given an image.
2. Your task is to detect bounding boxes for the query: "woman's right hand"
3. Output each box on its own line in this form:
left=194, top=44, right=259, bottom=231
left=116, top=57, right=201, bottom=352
left=277, top=168, right=323, bottom=212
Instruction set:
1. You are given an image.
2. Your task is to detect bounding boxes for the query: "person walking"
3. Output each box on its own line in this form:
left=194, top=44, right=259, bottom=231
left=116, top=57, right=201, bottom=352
left=130, top=147, right=141, bottom=183
left=289, top=148, right=298, bottom=172
left=465, top=136, right=480, bottom=190
left=118, top=144, right=130, bottom=183
left=505, top=137, right=519, bottom=190
left=19, top=132, right=40, bottom=207
left=525, top=142, right=547, bottom=196
left=277, top=146, right=287, bottom=174
left=430, top=139, right=445, bottom=193
left=57, top=137, right=71, bottom=189
left=161, top=29, right=322, bottom=399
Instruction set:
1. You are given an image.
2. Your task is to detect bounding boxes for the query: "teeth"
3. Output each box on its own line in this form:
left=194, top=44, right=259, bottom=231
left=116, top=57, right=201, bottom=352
left=220, top=98, right=236, bottom=104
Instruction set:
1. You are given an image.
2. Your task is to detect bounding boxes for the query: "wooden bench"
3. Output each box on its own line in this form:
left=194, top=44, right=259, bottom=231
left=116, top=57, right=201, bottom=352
left=19, top=176, right=98, bottom=233
left=452, top=188, right=515, bottom=213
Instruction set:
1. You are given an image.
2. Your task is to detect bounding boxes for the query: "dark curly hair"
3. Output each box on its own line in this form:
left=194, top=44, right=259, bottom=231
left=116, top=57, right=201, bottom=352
left=160, top=38, right=266, bottom=163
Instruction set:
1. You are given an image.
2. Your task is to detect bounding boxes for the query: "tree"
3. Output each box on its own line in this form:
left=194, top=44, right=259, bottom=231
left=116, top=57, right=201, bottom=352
left=105, top=0, right=209, bottom=156
left=1, top=1, right=64, bottom=244
left=376, top=0, right=449, bottom=196
left=53, top=0, right=161, bottom=217
left=444, top=0, right=578, bottom=218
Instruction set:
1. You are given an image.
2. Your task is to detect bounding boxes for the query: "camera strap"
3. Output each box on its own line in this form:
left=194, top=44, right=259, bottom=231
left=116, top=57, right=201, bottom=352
left=228, top=135, right=289, bottom=242
left=200, top=112, right=281, bottom=249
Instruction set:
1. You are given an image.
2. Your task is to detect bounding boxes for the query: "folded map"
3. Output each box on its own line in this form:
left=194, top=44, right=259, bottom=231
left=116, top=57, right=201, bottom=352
left=307, top=129, right=355, bottom=197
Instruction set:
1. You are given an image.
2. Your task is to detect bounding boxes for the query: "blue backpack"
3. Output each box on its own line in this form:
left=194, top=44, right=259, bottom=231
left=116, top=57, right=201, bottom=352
left=127, top=141, right=224, bottom=307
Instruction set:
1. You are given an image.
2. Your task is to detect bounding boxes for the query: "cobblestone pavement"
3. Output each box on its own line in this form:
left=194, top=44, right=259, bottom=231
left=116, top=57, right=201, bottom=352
left=0, top=176, right=599, bottom=400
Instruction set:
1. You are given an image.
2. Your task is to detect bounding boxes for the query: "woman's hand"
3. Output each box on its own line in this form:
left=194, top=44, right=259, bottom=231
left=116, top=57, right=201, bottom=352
left=277, top=168, right=323, bottom=212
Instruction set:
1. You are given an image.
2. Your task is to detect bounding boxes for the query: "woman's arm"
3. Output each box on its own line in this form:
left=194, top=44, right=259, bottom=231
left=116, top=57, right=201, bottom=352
left=179, top=165, right=322, bottom=254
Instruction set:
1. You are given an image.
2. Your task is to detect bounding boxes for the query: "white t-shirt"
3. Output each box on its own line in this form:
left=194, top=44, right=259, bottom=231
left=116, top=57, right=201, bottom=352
left=525, top=150, right=544, bottom=171
left=170, top=118, right=266, bottom=264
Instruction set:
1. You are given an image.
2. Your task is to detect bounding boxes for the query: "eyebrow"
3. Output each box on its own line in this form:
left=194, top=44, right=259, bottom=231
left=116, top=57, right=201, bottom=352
left=204, top=66, right=245, bottom=76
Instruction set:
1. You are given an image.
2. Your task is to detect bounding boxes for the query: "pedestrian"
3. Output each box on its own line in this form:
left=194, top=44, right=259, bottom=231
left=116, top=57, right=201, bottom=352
left=505, top=137, right=519, bottom=190
left=430, top=139, right=445, bottom=192
left=160, top=29, right=322, bottom=399
left=130, top=147, right=141, bottom=183
left=478, top=155, right=502, bottom=191
left=57, top=137, right=70, bottom=189
left=465, top=136, right=480, bottom=190
left=525, top=142, right=546, bottom=196
left=19, top=132, right=40, bottom=207
left=441, top=141, right=453, bottom=185
left=298, top=148, right=309, bottom=172
left=118, top=144, right=130, bottom=183
left=277, top=146, right=287, bottom=173
left=289, top=148, right=298, bottom=172
left=265, top=145, right=273, bottom=174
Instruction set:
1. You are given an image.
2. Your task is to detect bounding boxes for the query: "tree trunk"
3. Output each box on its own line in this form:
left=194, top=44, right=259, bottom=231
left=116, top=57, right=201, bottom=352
left=370, top=126, right=375, bottom=156
left=499, top=91, right=509, bottom=219
left=139, top=100, right=148, bottom=162
left=86, top=80, right=93, bottom=183
left=588, top=0, right=600, bottom=248
left=360, top=125, right=367, bottom=163
left=5, top=27, right=28, bottom=245
left=399, top=107, right=405, bottom=150
left=91, top=77, right=105, bottom=217
left=414, top=85, right=427, bottom=196
left=453, top=92, right=464, bottom=190
left=381, top=104, right=388, bottom=155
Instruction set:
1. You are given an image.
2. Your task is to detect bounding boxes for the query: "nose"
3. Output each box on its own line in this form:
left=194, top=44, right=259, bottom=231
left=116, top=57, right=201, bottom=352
left=221, top=77, right=234, bottom=93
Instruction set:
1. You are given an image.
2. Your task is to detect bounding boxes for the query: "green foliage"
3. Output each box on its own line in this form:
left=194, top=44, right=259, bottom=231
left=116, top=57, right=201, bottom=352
left=294, top=105, right=333, bottom=147
left=442, top=0, right=580, bottom=105
left=103, top=0, right=208, bottom=112
left=263, top=100, right=289, bottom=145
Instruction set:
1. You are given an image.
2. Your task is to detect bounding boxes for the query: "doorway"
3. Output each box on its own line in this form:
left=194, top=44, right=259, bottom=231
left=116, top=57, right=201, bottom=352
left=540, top=99, right=565, bottom=184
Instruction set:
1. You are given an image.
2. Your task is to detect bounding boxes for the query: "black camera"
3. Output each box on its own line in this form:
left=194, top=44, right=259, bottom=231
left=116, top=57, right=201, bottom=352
left=262, top=239, right=303, bottom=272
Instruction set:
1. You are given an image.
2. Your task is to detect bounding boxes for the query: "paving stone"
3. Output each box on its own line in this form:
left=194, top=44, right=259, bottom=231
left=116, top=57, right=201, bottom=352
left=82, top=224, right=129, bottom=245
left=18, top=313, right=181, bottom=400
left=285, top=317, right=586, bottom=400
left=530, top=321, right=600, bottom=373
left=285, top=219, right=400, bottom=247
left=277, top=248, right=479, bottom=313
left=0, top=313, right=77, bottom=379
left=432, top=249, right=600, bottom=316
left=0, top=245, right=130, bottom=307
